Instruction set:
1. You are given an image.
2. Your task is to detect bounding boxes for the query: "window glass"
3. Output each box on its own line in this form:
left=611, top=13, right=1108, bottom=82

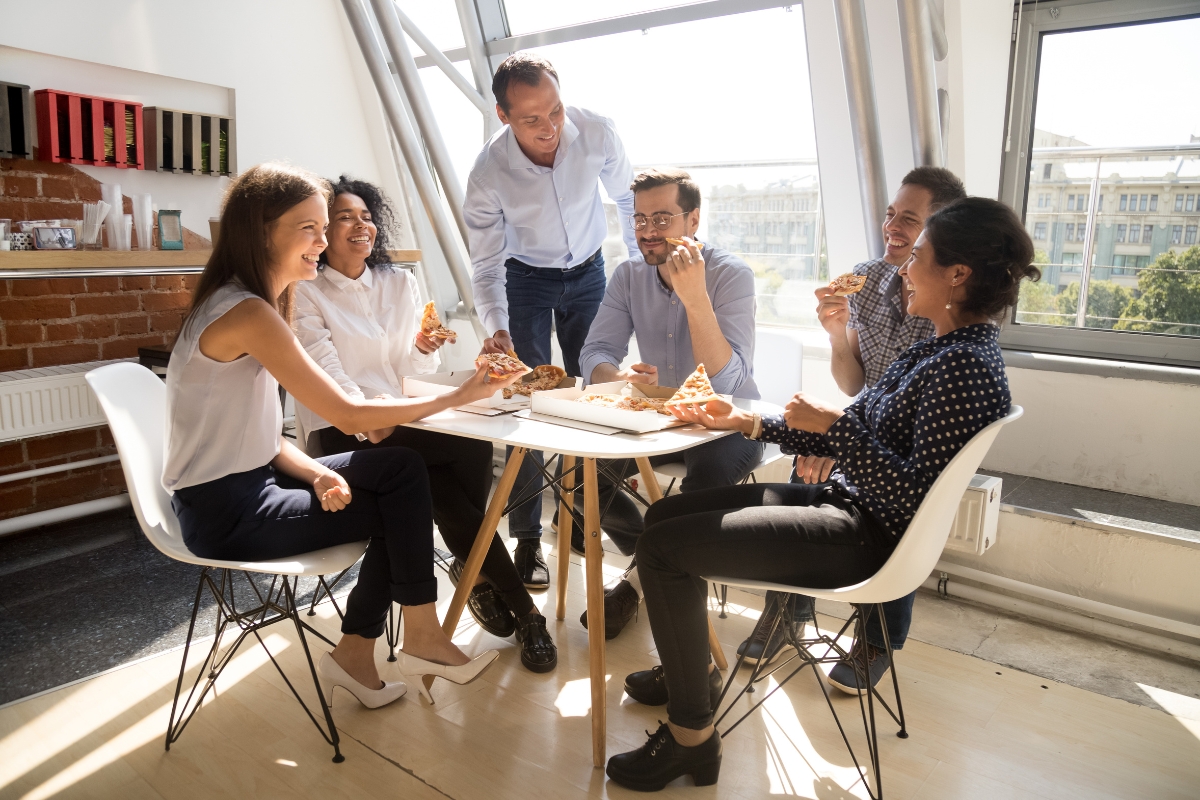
left=395, top=0, right=465, bottom=50
left=502, top=0, right=711, bottom=35
left=1016, top=16, right=1200, bottom=337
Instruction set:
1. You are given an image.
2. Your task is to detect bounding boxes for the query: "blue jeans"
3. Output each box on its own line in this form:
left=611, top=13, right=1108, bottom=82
left=504, top=252, right=607, bottom=539
left=788, top=463, right=914, bottom=649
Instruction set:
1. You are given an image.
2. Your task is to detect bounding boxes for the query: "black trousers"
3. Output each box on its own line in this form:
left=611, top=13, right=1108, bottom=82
left=593, top=435, right=765, bottom=555
left=320, top=426, right=534, bottom=618
left=173, top=448, right=436, bottom=639
left=635, top=483, right=895, bottom=730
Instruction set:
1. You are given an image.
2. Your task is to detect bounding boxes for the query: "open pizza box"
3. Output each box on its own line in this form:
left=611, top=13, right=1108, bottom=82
left=402, top=371, right=576, bottom=411
left=531, top=381, right=721, bottom=434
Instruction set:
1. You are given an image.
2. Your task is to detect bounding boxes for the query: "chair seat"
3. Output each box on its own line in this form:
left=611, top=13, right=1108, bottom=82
left=147, top=534, right=368, bottom=577
left=703, top=574, right=883, bottom=604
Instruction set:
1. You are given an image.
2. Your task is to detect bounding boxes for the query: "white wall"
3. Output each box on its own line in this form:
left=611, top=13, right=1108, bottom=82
left=0, top=0, right=406, bottom=238
left=983, top=369, right=1200, bottom=505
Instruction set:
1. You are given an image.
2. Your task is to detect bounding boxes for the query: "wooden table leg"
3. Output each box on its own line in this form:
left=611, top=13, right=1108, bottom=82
left=634, top=457, right=663, bottom=503
left=556, top=454, right=577, bottom=621
left=583, top=458, right=606, bottom=768
left=633, top=457, right=729, bottom=671
left=424, top=446, right=527, bottom=695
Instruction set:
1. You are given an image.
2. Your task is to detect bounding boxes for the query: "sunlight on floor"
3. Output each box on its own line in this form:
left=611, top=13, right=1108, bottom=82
left=761, top=675, right=869, bottom=797
left=1138, top=683, right=1200, bottom=741
left=11, top=633, right=290, bottom=800
left=554, top=675, right=611, bottom=717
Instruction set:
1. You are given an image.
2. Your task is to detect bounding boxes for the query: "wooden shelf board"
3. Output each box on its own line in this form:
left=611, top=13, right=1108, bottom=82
left=0, top=250, right=211, bottom=270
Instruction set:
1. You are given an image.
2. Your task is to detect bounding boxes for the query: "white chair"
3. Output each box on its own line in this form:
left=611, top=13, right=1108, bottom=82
left=86, top=363, right=367, bottom=764
left=705, top=406, right=1023, bottom=800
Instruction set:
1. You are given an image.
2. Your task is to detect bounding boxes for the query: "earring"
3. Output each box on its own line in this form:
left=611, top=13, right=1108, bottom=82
left=946, top=279, right=957, bottom=310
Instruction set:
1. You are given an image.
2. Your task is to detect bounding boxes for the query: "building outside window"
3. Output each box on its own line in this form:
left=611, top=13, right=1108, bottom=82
left=1034, top=222, right=1047, bottom=240
left=1065, top=223, right=1075, bottom=241
left=1172, top=225, right=1183, bottom=244
left=1120, top=194, right=1128, bottom=211
left=1189, top=194, right=1197, bottom=212
left=1187, top=225, right=1198, bottom=245
left=1176, top=194, right=1185, bottom=211
left=1149, top=195, right=1158, bottom=212
left=1116, top=224, right=1127, bottom=242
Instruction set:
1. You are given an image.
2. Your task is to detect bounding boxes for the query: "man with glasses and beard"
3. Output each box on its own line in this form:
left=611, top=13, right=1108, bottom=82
left=572, top=169, right=763, bottom=647
left=466, top=53, right=639, bottom=591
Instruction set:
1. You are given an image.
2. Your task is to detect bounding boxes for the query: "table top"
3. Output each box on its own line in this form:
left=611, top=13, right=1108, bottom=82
left=404, top=399, right=782, bottom=459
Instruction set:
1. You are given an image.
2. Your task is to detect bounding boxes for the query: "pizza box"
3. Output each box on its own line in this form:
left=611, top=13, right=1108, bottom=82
left=530, top=381, right=693, bottom=434
left=402, top=370, right=575, bottom=409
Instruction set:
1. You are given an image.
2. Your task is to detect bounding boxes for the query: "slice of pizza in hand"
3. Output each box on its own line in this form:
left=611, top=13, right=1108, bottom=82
left=475, top=352, right=532, bottom=380
left=665, top=237, right=705, bottom=250
left=420, top=301, right=458, bottom=340
left=664, top=364, right=722, bottom=407
left=828, top=273, right=867, bottom=297
left=503, top=364, right=567, bottom=399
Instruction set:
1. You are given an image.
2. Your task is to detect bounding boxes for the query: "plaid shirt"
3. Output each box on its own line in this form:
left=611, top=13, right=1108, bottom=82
left=846, top=258, right=936, bottom=390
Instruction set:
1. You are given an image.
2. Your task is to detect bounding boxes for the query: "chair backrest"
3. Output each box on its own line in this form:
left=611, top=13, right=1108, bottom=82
left=834, top=406, right=1023, bottom=604
left=86, top=362, right=196, bottom=564
left=752, top=329, right=803, bottom=406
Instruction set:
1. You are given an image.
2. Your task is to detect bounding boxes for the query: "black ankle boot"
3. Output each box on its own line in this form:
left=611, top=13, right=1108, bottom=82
left=624, top=665, right=723, bottom=711
left=606, top=723, right=722, bottom=791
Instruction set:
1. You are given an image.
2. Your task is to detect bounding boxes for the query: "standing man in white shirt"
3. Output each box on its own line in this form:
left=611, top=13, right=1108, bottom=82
left=465, top=53, right=639, bottom=589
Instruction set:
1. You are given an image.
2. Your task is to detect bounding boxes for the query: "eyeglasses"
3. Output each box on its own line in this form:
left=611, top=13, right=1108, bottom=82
left=628, top=212, right=687, bottom=231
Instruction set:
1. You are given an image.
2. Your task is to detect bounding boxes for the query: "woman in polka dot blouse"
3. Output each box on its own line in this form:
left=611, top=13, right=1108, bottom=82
left=606, top=197, right=1041, bottom=792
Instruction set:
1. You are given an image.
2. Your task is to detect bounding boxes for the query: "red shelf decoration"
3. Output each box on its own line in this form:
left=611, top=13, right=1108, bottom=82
left=33, top=89, right=144, bottom=170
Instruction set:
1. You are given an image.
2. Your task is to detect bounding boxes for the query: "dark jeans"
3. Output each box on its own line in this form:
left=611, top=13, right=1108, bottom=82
left=592, top=435, right=766, bottom=556
left=787, top=464, right=914, bottom=649
left=172, top=448, right=436, bottom=640
left=504, top=251, right=607, bottom=539
left=320, top=426, right=534, bottom=618
left=635, top=483, right=894, bottom=730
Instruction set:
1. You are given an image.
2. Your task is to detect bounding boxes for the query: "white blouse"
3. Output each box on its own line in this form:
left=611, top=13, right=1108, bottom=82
left=163, top=282, right=282, bottom=492
left=293, top=264, right=439, bottom=436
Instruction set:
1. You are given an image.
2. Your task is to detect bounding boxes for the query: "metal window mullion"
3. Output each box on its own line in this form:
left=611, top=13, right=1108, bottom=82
left=456, top=0, right=502, bottom=138
left=392, top=2, right=490, bottom=115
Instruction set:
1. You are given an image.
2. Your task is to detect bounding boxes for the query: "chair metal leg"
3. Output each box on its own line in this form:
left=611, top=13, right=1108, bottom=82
left=384, top=603, right=401, bottom=662
left=307, top=567, right=351, bottom=617
left=711, top=594, right=907, bottom=799
left=712, top=582, right=729, bottom=618
left=165, top=567, right=346, bottom=763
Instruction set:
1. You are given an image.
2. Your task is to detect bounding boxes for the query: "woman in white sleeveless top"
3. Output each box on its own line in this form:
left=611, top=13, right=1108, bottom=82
left=164, top=163, right=520, bottom=709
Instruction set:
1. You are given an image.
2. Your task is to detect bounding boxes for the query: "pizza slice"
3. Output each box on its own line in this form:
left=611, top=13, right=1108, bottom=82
left=475, top=352, right=531, bottom=380
left=828, top=273, right=867, bottom=297
left=502, top=364, right=567, bottom=399
left=420, top=301, right=458, bottom=340
left=665, top=237, right=705, bottom=250
left=617, top=396, right=671, bottom=415
left=664, top=364, right=722, bottom=407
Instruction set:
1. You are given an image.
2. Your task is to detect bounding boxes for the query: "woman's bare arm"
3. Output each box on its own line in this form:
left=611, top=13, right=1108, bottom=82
left=199, top=297, right=516, bottom=434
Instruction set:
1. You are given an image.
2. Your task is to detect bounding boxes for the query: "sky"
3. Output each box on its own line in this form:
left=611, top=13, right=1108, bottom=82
left=1034, top=16, right=1200, bottom=146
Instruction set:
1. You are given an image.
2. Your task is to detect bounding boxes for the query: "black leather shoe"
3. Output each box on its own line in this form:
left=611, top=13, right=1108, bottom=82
left=514, top=612, right=557, bottom=673
left=827, top=639, right=892, bottom=696
left=606, top=723, right=722, bottom=791
left=448, top=559, right=516, bottom=639
left=580, top=579, right=639, bottom=640
left=624, top=665, right=724, bottom=711
left=513, top=541, right=549, bottom=590
left=736, top=591, right=805, bottom=665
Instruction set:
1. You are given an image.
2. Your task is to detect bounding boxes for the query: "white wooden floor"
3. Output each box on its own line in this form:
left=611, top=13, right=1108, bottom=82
left=1, top=542, right=1198, bottom=800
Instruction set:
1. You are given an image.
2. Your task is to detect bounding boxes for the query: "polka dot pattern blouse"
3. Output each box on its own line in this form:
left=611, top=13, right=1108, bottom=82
left=759, top=323, right=1011, bottom=539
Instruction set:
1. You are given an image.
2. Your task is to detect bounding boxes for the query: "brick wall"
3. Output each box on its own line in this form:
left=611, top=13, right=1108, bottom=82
left=1, top=158, right=206, bottom=522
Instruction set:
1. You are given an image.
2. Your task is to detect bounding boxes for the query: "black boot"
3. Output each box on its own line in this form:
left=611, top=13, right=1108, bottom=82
left=624, top=665, right=723, bottom=711
left=448, top=559, right=517, bottom=638
left=736, top=591, right=808, bottom=664
left=580, top=579, right=639, bottom=640
left=514, top=612, right=557, bottom=673
left=606, top=723, right=722, bottom=791
left=513, top=541, right=549, bottom=590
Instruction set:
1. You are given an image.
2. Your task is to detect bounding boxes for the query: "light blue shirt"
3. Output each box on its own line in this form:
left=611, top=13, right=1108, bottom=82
left=578, top=246, right=760, bottom=399
left=464, top=106, right=639, bottom=335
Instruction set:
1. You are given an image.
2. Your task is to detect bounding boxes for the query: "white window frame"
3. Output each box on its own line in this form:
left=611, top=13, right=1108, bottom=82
left=997, top=0, right=1200, bottom=368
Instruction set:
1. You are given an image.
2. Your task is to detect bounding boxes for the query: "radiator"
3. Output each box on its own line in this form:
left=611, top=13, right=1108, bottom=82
left=945, top=474, right=1003, bottom=555
left=0, top=359, right=133, bottom=442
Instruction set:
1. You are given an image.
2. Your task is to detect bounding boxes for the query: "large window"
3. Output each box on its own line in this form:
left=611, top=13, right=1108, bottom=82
left=408, top=2, right=826, bottom=329
left=1002, top=5, right=1200, bottom=365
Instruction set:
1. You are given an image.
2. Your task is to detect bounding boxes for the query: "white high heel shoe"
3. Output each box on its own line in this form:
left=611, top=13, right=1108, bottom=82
left=395, top=649, right=499, bottom=703
left=318, top=652, right=407, bottom=709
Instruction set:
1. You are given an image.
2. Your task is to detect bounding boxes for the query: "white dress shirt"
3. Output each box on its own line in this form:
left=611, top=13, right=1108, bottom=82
left=464, top=105, right=639, bottom=336
left=293, top=264, right=439, bottom=436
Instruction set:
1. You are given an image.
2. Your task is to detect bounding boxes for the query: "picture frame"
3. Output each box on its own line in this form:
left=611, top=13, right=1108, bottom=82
left=31, top=226, right=77, bottom=250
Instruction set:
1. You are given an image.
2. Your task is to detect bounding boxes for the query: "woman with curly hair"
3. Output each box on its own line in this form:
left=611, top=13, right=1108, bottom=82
left=293, top=176, right=557, bottom=673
